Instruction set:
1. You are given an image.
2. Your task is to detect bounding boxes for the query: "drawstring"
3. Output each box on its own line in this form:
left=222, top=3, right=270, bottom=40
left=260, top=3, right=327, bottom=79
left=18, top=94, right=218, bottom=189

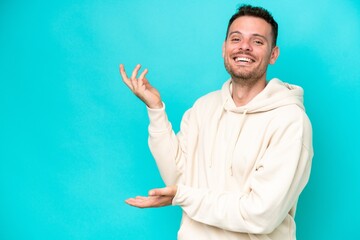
left=207, top=79, right=249, bottom=176
left=207, top=96, right=249, bottom=177
left=227, top=109, right=248, bottom=176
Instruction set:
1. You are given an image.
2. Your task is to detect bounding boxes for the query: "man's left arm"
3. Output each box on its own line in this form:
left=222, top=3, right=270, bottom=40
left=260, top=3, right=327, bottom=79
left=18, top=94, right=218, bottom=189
left=125, top=113, right=313, bottom=234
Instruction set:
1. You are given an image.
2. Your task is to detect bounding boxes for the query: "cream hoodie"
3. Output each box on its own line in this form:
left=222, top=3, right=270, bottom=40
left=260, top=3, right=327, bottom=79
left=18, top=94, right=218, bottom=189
left=147, top=78, right=313, bottom=240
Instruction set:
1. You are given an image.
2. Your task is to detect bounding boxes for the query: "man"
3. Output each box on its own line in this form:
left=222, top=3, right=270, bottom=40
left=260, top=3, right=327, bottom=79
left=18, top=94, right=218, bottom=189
left=120, top=4, right=313, bottom=240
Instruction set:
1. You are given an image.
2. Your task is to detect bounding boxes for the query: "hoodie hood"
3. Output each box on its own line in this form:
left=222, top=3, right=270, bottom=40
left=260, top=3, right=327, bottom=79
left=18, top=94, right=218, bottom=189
left=210, top=78, right=305, bottom=175
left=221, top=78, right=305, bottom=113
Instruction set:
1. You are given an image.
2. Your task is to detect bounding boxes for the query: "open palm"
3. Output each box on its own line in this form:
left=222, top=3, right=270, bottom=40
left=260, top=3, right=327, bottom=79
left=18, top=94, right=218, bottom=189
left=119, top=64, right=163, bottom=109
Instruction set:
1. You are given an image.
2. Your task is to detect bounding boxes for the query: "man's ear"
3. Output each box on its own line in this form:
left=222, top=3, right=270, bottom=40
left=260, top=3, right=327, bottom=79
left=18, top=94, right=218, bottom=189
left=270, top=46, right=280, bottom=64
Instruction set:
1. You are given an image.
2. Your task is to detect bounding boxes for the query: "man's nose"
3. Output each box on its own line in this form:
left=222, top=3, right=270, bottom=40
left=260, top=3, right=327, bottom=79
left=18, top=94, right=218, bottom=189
left=238, top=39, right=252, bottom=51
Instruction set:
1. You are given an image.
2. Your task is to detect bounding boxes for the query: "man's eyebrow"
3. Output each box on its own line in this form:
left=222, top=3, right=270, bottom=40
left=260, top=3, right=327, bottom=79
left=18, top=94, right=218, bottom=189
left=228, top=31, right=241, bottom=36
left=252, top=33, right=267, bottom=40
left=228, top=31, right=268, bottom=41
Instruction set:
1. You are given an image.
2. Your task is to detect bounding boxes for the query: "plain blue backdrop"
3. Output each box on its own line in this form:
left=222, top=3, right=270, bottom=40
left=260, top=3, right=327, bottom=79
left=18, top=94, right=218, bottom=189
left=1, top=0, right=359, bottom=239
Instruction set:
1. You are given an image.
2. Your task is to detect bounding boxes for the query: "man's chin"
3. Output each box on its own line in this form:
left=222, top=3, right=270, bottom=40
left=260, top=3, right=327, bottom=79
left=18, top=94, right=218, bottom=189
left=230, top=72, right=253, bottom=81
left=225, top=63, right=256, bottom=80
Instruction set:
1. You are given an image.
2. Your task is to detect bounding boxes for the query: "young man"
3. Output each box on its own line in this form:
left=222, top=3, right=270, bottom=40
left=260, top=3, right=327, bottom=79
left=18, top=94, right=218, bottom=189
left=120, top=5, right=313, bottom=240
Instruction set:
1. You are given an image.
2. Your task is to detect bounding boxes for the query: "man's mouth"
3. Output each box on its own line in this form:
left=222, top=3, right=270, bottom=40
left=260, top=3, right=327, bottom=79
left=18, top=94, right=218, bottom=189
left=234, top=57, right=255, bottom=63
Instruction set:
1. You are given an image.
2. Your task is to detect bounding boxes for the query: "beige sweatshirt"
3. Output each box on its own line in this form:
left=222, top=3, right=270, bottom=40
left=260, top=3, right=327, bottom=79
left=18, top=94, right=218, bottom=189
left=147, top=79, right=313, bottom=240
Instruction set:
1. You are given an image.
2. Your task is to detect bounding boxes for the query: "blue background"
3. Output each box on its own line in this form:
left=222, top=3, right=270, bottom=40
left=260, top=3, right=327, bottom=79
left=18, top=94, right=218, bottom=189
left=1, top=0, right=359, bottom=239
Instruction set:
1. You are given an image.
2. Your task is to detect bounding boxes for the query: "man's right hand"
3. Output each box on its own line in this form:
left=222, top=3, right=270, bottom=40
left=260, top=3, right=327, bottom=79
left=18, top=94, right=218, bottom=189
left=119, top=64, right=163, bottom=109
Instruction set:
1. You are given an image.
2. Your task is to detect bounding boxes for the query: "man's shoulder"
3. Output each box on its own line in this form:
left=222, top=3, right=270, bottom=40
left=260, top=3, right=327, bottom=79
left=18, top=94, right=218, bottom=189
left=269, top=104, right=312, bottom=132
left=184, top=90, right=223, bottom=120
left=194, top=89, right=222, bottom=107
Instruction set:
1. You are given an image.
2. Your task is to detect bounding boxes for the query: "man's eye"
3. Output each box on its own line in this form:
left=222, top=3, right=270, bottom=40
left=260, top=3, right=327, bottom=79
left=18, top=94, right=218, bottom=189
left=254, top=40, right=263, bottom=45
left=231, top=38, right=240, bottom=42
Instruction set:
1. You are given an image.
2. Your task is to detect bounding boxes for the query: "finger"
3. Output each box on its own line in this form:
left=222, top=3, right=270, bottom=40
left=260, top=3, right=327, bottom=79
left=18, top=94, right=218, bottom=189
left=119, top=64, right=133, bottom=89
left=125, top=198, right=142, bottom=207
left=130, top=64, right=141, bottom=90
left=125, top=197, right=144, bottom=204
left=119, top=64, right=131, bottom=82
left=130, top=64, right=141, bottom=80
left=136, top=68, right=148, bottom=89
left=126, top=195, right=150, bottom=202
left=125, top=197, right=153, bottom=208
left=149, top=185, right=177, bottom=197
left=135, top=196, right=149, bottom=200
left=119, top=64, right=129, bottom=79
left=126, top=195, right=174, bottom=208
left=148, top=186, right=174, bottom=196
left=138, top=68, right=148, bottom=82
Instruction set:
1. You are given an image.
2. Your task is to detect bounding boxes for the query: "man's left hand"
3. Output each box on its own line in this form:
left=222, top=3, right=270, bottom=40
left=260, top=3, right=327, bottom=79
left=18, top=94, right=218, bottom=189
left=125, top=185, right=177, bottom=208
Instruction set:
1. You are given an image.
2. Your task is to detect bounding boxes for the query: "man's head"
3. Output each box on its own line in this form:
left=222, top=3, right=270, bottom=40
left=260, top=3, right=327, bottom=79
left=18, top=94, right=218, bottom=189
left=226, top=5, right=278, bottom=48
left=222, top=5, right=280, bottom=85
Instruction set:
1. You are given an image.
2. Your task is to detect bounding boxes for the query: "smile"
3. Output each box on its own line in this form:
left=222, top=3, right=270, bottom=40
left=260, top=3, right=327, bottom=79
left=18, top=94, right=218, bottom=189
left=234, top=57, right=255, bottom=63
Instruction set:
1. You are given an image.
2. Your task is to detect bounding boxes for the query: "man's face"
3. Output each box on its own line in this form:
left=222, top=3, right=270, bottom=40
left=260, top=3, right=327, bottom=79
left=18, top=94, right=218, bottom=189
left=223, top=16, right=279, bottom=84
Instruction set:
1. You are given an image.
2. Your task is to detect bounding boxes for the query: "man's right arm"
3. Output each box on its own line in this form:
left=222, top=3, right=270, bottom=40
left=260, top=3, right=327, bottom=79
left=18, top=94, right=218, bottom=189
left=147, top=105, right=192, bottom=186
left=119, top=63, right=188, bottom=185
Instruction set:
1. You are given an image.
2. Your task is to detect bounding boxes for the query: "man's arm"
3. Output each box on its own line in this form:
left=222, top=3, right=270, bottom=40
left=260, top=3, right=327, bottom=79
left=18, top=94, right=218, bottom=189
left=126, top=114, right=313, bottom=234
left=126, top=139, right=312, bottom=234
left=146, top=106, right=195, bottom=186
left=171, top=139, right=312, bottom=234
left=120, top=64, right=187, bottom=185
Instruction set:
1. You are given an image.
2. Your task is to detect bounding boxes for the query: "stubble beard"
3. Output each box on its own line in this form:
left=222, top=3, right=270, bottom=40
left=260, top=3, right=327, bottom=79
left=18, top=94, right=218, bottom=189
left=224, top=59, right=267, bottom=87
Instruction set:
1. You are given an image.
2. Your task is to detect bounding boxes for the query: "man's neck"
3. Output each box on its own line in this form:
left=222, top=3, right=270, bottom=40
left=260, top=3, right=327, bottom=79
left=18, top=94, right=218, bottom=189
left=231, top=78, right=267, bottom=107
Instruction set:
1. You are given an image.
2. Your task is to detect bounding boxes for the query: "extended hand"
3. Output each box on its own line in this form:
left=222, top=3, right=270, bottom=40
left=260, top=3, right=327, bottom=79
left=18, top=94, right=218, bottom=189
left=119, top=64, right=163, bottom=109
left=125, top=185, right=177, bottom=208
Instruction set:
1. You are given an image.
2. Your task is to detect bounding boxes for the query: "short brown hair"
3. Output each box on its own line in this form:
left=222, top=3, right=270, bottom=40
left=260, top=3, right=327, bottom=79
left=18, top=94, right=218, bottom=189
left=225, top=4, right=278, bottom=47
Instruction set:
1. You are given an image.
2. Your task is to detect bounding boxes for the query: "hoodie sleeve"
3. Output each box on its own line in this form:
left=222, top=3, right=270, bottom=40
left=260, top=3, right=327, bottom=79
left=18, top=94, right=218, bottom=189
left=172, top=113, right=313, bottom=234
left=147, top=103, right=194, bottom=186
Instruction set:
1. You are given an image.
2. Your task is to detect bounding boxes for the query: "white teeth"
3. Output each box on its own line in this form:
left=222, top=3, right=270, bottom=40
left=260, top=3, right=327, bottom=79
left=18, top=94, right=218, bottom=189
left=235, top=57, right=252, bottom=62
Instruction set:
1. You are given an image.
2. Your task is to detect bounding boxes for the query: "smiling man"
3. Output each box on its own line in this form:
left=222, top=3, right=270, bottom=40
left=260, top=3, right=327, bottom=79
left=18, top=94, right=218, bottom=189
left=120, top=4, right=313, bottom=240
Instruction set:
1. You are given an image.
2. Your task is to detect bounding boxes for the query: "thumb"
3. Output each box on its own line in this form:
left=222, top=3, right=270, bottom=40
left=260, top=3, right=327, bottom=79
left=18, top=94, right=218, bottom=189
left=148, top=187, right=165, bottom=196
left=148, top=186, right=177, bottom=196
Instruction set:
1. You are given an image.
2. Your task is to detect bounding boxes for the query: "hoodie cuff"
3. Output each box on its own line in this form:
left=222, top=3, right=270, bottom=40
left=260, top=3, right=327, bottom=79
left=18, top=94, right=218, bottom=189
left=147, top=102, right=171, bottom=132
left=172, top=184, right=207, bottom=207
left=172, top=184, right=186, bottom=206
